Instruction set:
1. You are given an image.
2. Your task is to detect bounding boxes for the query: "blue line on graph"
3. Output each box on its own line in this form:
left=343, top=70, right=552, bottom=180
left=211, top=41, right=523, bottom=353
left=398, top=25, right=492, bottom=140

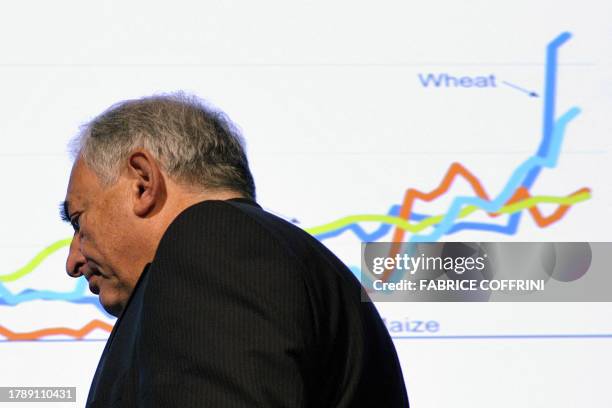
left=447, top=212, right=519, bottom=234
left=523, top=32, right=572, bottom=188
left=2, top=333, right=611, bottom=343
left=392, top=334, right=612, bottom=340
left=313, top=205, right=422, bottom=241
left=312, top=204, right=523, bottom=241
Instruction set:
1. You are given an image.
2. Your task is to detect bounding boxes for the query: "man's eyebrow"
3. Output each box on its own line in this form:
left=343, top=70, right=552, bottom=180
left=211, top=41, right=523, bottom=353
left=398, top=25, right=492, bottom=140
left=60, top=200, right=71, bottom=223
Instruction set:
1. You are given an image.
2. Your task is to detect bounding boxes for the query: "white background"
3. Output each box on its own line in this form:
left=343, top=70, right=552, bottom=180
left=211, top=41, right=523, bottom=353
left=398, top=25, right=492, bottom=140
left=0, top=1, right=611, bottom=407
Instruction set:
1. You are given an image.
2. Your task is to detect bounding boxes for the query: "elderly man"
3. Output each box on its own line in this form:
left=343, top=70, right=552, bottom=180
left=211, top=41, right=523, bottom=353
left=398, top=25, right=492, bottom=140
left=62, top=93, right=408, bottom=407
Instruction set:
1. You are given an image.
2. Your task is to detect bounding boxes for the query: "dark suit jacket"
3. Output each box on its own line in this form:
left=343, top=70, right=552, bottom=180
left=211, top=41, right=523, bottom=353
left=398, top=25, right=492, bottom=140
left=86, top=198, right=408, bottom=407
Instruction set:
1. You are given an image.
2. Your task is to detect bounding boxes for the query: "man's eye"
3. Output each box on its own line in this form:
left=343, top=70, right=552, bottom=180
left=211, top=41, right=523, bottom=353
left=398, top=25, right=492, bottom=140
left=70, top=215, right=81, bottom=232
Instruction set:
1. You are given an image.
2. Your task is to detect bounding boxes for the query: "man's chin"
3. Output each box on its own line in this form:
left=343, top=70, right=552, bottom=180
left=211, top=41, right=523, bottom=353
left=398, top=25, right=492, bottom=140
left=98, top=290, right=125, bottom=317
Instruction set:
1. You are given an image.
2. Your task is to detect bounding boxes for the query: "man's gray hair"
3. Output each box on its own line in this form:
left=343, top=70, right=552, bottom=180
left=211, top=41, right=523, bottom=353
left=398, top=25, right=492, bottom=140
left=71, top=92, right=256, bottom=200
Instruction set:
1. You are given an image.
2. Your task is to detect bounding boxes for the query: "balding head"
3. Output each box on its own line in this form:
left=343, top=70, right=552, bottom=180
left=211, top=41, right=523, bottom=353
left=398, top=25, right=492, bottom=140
left=71, top=92, right=255, bottom=200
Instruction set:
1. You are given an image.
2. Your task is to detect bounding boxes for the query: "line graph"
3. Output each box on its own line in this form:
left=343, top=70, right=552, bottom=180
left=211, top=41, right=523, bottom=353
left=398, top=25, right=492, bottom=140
left=369, top=32, right=582, bottom=281
left=0, top=187, right=588, bottom=337
left=406, top=107, right=579, bottom=243
left=306, top=35, right=585, bottom=245
left=0, top=189, right=590, bottom=291
left=308, top=182, right=590, bottom=240
left=405, top=32, right=580, bottom=243
left=0, top=31, right=592, bottom=342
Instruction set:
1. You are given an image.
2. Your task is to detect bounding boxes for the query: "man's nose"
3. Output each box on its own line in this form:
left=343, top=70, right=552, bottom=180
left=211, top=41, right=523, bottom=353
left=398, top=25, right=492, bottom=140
left=66, top=234, right=86, bottom=278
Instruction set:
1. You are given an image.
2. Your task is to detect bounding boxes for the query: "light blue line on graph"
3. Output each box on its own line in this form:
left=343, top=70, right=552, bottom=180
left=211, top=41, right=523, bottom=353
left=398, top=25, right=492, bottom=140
left=411, top=108, right=579, bottom=243
left=0, top=278, right=112, bottom=317
left=0, top=278, right=87, bottom=304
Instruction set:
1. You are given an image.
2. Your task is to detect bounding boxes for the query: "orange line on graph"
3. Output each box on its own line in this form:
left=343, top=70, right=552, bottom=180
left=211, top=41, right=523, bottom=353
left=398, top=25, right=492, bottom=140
left=0, top=319, right=113, bottom=341
left=502, top=186, right=590, bottom=227
left=381, top=162, right=589, bottom=281
left=383, top=163, right=488, bottom=281
left=391, top=163, right=488, bottom=244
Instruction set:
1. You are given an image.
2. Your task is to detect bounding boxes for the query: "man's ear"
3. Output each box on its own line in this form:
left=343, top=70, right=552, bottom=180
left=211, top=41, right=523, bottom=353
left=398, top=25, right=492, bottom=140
left=126, top=150, right=166, bottom=217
